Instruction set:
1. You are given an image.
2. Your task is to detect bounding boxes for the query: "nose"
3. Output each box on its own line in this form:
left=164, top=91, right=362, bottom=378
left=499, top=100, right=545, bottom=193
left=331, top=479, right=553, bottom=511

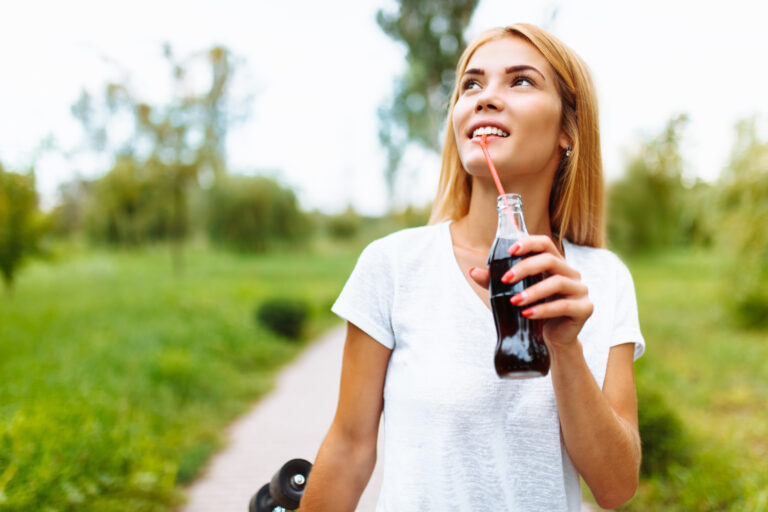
left=475, top=87, right=503, bottom=112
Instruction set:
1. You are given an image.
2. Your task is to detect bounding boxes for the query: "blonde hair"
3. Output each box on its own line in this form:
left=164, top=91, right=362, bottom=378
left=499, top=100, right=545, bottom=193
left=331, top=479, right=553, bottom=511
left=428, top=23, right=605, bottom=248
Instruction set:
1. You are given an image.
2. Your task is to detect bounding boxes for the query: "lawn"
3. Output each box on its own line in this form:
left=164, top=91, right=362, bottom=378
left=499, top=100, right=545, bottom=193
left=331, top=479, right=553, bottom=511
left=621, top=248, right=768, bottom=511
left=1, top=241, right=765, bottom=511
left=0, top=240, right=363, bottom=511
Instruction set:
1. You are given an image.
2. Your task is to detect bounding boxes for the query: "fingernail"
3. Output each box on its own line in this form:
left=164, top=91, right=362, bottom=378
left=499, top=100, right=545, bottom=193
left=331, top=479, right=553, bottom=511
left=508, top=243, right=520, bottom=255
left=510, top=293, right=524, bottom=305
left=501, top=269, right=514, bottom=283
left=521, top=307, right=535, bottom=318
left=468, top=267, right=476, bottom=275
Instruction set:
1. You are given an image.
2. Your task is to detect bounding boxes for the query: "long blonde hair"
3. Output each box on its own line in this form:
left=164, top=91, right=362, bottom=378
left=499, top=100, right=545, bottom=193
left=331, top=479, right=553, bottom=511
left=428, top=24, right=605, bottom=248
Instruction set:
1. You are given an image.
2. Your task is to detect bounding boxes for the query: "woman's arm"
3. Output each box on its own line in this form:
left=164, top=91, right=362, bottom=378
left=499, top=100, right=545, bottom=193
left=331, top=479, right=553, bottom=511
left=550, top=342, right=640, bottom=509
left=300, top=322, right=392, bottom=512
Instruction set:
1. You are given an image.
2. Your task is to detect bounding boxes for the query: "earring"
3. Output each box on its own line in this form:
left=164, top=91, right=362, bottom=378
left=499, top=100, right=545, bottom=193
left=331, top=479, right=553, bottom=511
left=565, top=145, right=572, bottom=158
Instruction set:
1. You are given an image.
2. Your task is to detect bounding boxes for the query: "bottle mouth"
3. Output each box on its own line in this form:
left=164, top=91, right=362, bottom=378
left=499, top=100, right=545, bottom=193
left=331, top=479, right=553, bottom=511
left=496, top=193, right=522, bottom=211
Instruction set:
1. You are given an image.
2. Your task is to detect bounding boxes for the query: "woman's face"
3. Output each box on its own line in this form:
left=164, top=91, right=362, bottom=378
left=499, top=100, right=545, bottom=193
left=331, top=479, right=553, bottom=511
left=452, top=36, right=568, bottom=181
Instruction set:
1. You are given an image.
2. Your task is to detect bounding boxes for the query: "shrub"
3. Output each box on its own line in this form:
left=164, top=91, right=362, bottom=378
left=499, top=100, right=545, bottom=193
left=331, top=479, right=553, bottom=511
left=717, top=117, right=768, bottom=328
left=206, top=175, right=311, bottom=252
left=637, top=389, right=690, bottom=477
left=256, top=298, right=309, bottom=340
left=326, top=207, right=361, bottom=240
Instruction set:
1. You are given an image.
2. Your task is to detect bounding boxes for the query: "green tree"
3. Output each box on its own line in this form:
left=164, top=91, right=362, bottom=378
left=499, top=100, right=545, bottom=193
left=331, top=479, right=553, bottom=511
left=0, top=164, right=47, bottom=293
left=70, top=44, right=246, bottom=270
left=376, top=0, right=479, bottom=207
left=718, top=117, right=768, bottom=327
left=607, top=114, right=692, bottom=255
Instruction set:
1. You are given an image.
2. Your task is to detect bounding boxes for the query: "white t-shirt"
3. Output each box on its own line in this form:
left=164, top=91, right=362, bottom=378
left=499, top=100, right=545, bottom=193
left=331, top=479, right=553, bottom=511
left=332, top=221, right=645, bottom=512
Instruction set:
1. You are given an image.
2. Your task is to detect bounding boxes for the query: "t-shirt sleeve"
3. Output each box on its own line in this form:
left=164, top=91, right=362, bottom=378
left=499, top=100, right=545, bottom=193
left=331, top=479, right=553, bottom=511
left=610, top=257, right=645, bottom=360
left=331, top=239, right=396, bottom=350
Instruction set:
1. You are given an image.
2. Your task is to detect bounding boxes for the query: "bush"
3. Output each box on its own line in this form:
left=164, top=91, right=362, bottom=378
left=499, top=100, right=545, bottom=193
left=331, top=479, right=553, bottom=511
left=256, top=298, right=309, bottom=340
left=0, top=165, right=49, bottom=291
left=206, top=175, right=311, bottom=252
left=326, top=207, right=362, bottom=240
left=637, top=389, right=690, bottom=477
left=717, top=118, right=768, bottom=328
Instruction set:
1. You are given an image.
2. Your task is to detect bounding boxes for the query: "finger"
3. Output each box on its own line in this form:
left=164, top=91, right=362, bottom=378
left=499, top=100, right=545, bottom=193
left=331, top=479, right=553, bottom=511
left=501, top=252, right=580, bottom=283
left=508, top=235, right=560, bottom=257
left=510, top=274, right=588, bottom=306
left=468, top=267, right=490, bottom=288
left=521, top=297, right=594, bottom=320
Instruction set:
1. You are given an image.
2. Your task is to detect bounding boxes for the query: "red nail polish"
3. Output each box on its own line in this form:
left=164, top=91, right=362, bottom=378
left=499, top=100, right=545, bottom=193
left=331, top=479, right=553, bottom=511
left=521, top=307, right=534, bottom=318
left=510, top=293, right=524, bottom=305
left=468, top=267, right=476, bottom=275
left=501, top=270, right=514, bottom=283
left=508, top=242, right=520, bottom=255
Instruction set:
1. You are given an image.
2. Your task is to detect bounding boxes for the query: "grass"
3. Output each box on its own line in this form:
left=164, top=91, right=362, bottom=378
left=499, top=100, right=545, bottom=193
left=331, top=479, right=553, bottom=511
left=1, top=238, right=766, bottom=510
left=0, top=239, right=364, bottom=511
left=618, top=248, right=768, bottom=511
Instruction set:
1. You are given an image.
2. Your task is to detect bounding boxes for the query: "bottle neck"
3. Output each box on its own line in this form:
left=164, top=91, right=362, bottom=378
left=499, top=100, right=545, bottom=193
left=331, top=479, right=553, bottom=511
left=495, top=194, right=528, bottom=239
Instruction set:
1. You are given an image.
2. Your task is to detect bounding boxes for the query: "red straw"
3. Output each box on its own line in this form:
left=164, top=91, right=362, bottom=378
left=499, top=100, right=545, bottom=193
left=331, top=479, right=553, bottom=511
left=473, top=134, right=520, bottom=232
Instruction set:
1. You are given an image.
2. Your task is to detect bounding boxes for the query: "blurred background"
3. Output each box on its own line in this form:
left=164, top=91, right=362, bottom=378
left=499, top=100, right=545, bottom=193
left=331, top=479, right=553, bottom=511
left=1, top=1, right=766, bottom=510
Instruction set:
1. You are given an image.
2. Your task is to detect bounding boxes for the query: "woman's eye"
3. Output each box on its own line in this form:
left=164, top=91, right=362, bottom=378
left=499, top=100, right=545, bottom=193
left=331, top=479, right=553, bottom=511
left=462, top=79, right=481, bottom=91
left=513, top=76, right=534, bottom=87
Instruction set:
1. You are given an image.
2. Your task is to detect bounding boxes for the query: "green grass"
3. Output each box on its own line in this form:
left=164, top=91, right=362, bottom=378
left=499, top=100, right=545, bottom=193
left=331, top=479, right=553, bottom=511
left=2, top=239, right=766, bottom=510
left=619, top=248, right=768, bottom=511
left=0, top=240, right=363, bottom=511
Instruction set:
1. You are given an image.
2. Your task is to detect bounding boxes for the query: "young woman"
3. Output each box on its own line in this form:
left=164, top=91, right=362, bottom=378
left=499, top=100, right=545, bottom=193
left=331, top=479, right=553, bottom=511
left=301, top=23, right=644, bottom=512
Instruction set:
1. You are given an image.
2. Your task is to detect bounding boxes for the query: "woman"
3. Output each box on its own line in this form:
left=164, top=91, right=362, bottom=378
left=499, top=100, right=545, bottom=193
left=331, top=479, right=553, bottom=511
left=301, top=23, right=644, bottom=511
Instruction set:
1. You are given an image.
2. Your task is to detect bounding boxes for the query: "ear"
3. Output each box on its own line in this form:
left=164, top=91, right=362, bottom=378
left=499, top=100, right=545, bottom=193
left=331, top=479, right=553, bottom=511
left=558, top=131, right=571, bottom=151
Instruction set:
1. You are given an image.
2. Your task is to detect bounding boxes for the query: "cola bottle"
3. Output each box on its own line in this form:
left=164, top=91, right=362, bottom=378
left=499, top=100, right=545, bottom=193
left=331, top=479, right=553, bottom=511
left=487, top=193, right=550, bottom=378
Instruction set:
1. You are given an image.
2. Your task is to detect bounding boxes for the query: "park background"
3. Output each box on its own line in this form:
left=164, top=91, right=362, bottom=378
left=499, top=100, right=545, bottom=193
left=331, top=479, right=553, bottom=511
left=1, top=0, right=767, bottom=510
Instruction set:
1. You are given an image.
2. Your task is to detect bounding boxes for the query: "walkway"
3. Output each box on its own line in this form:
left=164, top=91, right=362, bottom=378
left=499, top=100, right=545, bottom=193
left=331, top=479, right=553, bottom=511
left=180, top=325, right=383, bottom=511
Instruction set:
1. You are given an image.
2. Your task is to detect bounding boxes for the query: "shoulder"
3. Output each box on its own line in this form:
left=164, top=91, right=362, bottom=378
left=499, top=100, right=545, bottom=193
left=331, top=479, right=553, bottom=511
left=563, top=240, right=636, bottom=291
left=361, top=222, right=447, bottom=262
left=563, top=240, right=630, bottom=274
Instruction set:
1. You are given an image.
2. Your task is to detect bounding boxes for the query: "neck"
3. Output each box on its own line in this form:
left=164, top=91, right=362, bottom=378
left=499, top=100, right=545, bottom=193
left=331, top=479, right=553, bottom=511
left=453, top=175, right=554, bottom=252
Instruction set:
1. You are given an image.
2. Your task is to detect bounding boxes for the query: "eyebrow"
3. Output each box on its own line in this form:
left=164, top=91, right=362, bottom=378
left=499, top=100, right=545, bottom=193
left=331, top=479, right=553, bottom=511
left=463, top=65, right=546, bottom=81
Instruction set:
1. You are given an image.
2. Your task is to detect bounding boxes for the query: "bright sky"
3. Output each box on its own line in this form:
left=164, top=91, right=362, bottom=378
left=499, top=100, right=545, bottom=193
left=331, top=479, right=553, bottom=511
left=2, top=0, right=767, bottom=215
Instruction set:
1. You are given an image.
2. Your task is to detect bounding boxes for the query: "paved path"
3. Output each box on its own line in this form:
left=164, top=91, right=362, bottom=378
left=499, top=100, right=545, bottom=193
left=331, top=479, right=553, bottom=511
left=180, top=325, right=384, bottom=512
left=180, top=324, right=600, bottom=512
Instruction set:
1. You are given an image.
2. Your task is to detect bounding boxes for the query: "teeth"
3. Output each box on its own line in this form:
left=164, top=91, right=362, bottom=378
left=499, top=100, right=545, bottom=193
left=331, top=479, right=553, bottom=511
left=472, top=126, right=509, bottom=138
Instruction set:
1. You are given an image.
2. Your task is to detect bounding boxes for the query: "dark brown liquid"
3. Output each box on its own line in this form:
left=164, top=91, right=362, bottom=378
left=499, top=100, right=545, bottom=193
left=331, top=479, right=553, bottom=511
left=488, top=237, right=550, bottom=378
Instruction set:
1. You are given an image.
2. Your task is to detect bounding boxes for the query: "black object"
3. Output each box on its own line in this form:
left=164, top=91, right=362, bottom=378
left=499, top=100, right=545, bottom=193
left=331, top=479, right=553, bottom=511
left=249, top=458, right=313, bottom=512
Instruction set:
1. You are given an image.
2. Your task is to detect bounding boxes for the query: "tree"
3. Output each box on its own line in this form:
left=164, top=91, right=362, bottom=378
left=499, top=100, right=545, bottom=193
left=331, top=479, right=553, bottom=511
left=0, top=164, right=47, bottom=293
left=607, top=114, right=692, bottom=255
left=70, top=44, right=247, bottom=270
left=717, top=117, right=768, bottom=327
left=376, top=0, right=480, bottom=208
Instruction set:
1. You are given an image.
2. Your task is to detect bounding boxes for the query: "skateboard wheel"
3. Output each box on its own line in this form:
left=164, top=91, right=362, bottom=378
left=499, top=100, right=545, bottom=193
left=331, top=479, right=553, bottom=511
left=249, top=483, right=278, bottom=512
left=269, top=458, right=312, bottom=509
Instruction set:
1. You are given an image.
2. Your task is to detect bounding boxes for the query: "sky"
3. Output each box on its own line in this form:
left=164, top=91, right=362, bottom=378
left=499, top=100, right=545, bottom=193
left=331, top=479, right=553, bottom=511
left=1, top=0, right=767, bottom=215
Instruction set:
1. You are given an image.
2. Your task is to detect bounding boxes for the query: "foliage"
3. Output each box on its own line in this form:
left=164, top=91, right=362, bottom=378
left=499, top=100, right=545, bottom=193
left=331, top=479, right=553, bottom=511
left=325, top=207, right=363, bottom=240
left=257, top=298, right=310, bottom=340
left=0, top=164, right=48, bottom=292
left=69, top=44, right=248, bottom=269
left=376, top=0, right=479, bottom=206
left=0, top=242, right=362, bottom=510
left=205, top=175, right=310, bottom=252
left=607, top=115, right=710, bottom=256
left=621, top=249, right=768, bottom=510
left=716, top=117, right=768, bottom=328
left=636, top=389, right=690, bottom=477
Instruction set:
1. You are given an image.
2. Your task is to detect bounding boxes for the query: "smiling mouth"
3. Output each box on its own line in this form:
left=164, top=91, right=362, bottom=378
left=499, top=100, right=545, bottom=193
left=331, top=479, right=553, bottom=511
left=470, top=126, right=510, bottom=139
